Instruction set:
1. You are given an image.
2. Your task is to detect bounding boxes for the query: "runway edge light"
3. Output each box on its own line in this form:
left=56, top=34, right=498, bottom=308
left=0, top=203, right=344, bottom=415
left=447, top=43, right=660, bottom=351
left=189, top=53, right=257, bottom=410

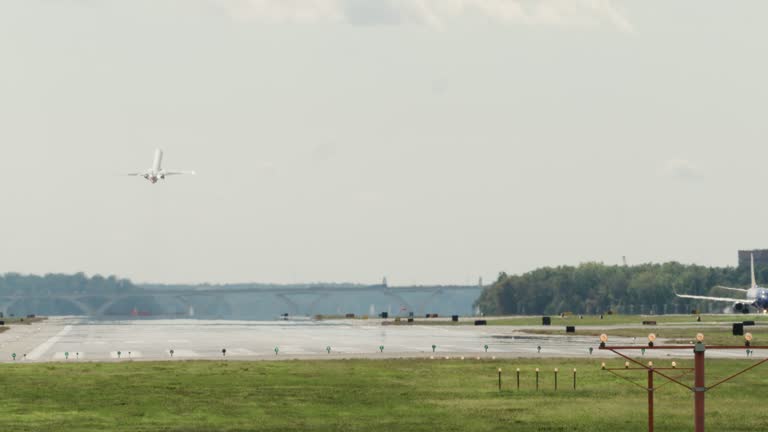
left=599, top=333, right=608, bottom=348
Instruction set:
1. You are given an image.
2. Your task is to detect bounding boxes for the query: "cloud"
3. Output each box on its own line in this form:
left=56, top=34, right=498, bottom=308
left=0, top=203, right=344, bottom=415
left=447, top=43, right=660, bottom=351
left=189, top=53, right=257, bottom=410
left=659, top=159, right=704, bottom=179
left=213, top=0, right=633, bottom=31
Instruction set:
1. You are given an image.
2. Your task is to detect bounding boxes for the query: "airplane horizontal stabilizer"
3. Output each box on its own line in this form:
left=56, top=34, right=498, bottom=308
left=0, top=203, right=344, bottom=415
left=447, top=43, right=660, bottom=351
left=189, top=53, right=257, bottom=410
left=714, top=286, right=749, bottom=293
left=675, top=293, right=747, bottom=303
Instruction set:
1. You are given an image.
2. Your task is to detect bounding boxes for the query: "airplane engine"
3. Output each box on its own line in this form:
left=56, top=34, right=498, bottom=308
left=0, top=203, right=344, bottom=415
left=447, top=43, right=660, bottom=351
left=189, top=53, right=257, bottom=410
left=734, top=303, right=749, bottom=313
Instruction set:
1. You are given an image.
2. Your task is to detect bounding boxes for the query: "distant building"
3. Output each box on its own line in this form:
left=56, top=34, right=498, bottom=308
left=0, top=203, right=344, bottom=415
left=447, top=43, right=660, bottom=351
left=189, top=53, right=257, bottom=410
left=738, top=249, right=768, bottom=268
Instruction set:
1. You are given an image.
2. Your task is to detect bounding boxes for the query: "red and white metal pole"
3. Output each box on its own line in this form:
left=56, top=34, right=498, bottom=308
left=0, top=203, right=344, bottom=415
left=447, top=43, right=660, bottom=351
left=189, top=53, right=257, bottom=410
left=648, top=367, right=654, bottom=432
left=694, top=342, right=706, bottom=432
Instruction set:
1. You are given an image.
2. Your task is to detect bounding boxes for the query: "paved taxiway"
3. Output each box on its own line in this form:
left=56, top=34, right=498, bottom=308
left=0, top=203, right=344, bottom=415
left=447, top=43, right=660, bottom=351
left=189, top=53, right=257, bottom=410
left=0, top=317, right=759, bottom=363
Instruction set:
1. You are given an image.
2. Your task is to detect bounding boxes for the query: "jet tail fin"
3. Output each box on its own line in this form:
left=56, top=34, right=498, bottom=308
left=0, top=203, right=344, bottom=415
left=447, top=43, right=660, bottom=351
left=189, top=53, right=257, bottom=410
left=152, top=148, right=164, bottom=172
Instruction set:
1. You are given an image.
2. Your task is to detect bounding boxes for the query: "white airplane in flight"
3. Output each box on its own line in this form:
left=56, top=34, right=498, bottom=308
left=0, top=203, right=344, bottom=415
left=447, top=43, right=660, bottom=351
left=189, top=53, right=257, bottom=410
left=128, top=149, right=195, bottom=184
left=676, top=253, right=768, bottom=313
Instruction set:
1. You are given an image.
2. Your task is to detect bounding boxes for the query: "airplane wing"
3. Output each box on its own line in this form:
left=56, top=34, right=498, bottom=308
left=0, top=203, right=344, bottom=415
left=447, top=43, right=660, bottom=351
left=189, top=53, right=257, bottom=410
left=127, top=173, right=143, bottom=176
left=675, top=293, right=747, bottom=303
left=164, top=170, right=196, bottom=176
left=714, top=286, right=749, bottom=293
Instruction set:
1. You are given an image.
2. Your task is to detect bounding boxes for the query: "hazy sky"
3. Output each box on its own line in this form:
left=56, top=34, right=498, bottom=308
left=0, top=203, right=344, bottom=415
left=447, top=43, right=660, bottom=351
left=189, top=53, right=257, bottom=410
left=1, top=1, right=767, bottom=285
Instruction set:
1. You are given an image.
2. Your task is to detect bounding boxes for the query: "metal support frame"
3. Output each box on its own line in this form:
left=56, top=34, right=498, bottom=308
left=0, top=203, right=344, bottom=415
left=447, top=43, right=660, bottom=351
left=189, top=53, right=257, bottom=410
left=601, top=343, right=768, bottom=432
left=604, top=366, right=692, bottom=432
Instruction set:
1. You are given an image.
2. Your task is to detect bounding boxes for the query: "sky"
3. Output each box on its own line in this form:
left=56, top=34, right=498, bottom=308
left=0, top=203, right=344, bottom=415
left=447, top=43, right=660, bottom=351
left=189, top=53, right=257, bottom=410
left=1, top=0, right=768, bottom=285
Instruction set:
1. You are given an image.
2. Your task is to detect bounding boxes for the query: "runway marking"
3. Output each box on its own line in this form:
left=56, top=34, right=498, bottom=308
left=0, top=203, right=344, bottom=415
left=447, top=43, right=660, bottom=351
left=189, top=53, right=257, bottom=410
left=328, top=346, right=366, bottom=353
left=110, top=351, right=143, bottom=359
left=53, top=352, right=85, bottom=360
left=27, top=325, right=72, bottom=360
left=170, top=349, right=199, bottom=357
left=227, top=348, right=255, bottom=356
left=279, top=346, right=312, bottom=354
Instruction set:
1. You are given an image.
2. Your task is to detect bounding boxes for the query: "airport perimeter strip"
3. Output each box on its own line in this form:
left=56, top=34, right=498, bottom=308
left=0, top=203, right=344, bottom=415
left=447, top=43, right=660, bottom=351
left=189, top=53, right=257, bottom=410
left=599, top=332, right=768, bottom=432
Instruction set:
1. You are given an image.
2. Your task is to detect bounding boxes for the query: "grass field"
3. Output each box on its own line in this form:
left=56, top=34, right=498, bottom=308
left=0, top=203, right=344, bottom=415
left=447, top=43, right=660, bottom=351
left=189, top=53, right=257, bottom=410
left=1, top=358, right=767, bottom=431
left=378, top=313, right=768, bottom=328
left=527, top=327, right=764, bottom=346
left=482, top=313, right=768, bottom=326
left=502, top=314, right=766, bottom=346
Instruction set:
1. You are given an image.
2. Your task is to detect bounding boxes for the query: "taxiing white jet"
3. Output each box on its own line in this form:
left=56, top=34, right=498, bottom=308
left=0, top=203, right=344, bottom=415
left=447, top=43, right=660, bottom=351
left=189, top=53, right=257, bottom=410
left=128, top=149, right=195, bottom=184
left=676, top=253, right=768, bottom=313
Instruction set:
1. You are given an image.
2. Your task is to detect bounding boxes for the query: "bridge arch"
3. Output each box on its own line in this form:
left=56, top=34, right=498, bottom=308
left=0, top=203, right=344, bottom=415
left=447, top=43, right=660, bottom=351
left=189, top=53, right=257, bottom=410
left=95, top=295, right=130, bottom=316
left=274, top=293, right=300, bottom=315
left=414, top=288, right=445, bottom=313
left=382, top=290, right=414, bottom=314
left=306, top=293, right=332, bottom=316
left=2, top=297, right=92, bottom=316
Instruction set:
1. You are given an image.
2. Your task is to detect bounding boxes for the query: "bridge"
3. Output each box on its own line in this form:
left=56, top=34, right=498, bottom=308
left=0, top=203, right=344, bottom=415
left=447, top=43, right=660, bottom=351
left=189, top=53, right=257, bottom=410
left=0, top=284, right=484, bottom=319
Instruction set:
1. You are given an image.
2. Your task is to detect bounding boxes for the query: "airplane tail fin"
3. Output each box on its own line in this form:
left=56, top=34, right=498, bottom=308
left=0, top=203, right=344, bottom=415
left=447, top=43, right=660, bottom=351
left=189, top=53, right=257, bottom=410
left=152, top=148, right=164, bottom=172
left=751, top=253, right=757, bottom=289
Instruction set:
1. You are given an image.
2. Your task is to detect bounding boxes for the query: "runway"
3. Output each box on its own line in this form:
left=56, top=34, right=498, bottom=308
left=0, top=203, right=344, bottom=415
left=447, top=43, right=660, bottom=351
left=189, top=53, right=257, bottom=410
left=0, top=317, right=759, bottom=363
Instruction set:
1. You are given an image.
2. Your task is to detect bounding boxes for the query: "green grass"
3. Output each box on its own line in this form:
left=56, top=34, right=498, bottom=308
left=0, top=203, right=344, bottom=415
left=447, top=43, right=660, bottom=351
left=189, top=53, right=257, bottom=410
left=527, top=327, right=764, bottom=346
left=0, top=358, right=767, bottom=431
left=483, top=313, right=768, bottom=326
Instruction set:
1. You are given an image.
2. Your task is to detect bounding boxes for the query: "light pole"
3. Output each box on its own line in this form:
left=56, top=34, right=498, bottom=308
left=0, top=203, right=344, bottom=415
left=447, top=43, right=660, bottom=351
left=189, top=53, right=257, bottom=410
left=600, top=332, right=768, bottom=432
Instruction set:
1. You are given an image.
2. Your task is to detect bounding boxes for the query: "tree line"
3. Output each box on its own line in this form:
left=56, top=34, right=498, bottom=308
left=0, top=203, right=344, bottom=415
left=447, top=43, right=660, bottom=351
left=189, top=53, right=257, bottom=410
left=475, top=262, right=762, bottom=315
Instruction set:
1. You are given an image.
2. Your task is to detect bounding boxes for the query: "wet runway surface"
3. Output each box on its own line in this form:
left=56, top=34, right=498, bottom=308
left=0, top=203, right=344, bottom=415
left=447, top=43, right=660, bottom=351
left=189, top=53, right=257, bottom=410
left=0, top=317, right=759, bottom=362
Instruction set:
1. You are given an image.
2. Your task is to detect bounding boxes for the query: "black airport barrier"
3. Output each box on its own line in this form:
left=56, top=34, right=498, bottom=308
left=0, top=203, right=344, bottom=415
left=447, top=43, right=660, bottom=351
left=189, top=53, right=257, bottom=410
left=452, top=315, right=459, bottom=322
left=733, top=323, right=744, bottom=336
left=0, top=321, right=4, bottom=326
left=380, top=312, right=388, bottom=319
left=475, top=320, right=487, bottom=326
left=407, top=318, right=414, bottom=323
left=542, top=316, right=551, bottom=326
left=743, top=320, right=756, bottom=326
left=566, top=326, right=575, bottom=333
